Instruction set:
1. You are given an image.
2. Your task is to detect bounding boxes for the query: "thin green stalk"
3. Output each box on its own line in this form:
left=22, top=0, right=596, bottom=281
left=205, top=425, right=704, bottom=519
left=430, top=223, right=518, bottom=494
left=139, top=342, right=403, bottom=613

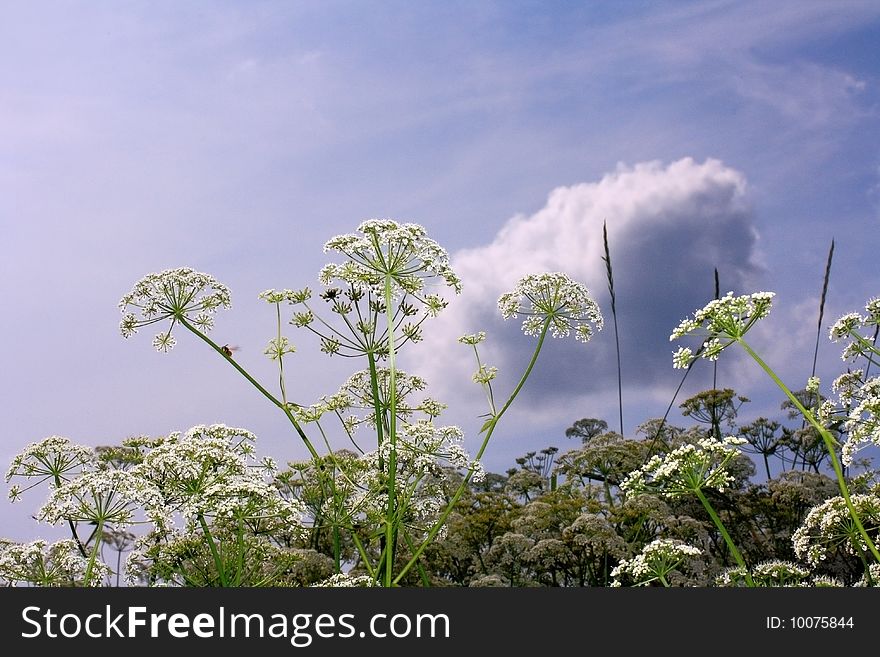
left=394, top=319, right=551, bottom=585
left=738, top=337, right=880, bottom=563
left=83, top=518, right=105, bottom=586
left=383, top=273, right=398, bottom=587
left=179, top=316, right=322, bottom=462
left=693, top=488, right=754, bottom=586
left=232, top=520, right=245, bottom=586
left=198, top=513, right=228, bottom=587
left=274, top=302, right=289, bottom=406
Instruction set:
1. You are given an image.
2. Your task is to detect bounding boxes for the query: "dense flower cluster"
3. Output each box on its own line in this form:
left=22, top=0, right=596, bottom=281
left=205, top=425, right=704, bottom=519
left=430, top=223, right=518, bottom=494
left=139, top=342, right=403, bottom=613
left=610, top=539, right=702, bottom=586
left=321, top=219, right=461, bottom=297
left=621, top=436, right=747, bottom=498
left=498, top=273, right=603, bottom=343
left=38, top=469, right=170, bottom=530
left=119, top=267, right=231, bottom=352
left=670, top=291, right=775, bottom=368
left=5, top=435, right=95, bottom=499
left=792, top=494, right=880, bottom=566
left=0, top=539, right=109, bottom=587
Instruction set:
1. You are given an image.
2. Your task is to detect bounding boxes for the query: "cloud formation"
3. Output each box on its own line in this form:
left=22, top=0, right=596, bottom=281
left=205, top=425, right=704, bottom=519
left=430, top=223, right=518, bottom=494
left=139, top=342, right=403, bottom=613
left=408, top=158, right=764, bottom=433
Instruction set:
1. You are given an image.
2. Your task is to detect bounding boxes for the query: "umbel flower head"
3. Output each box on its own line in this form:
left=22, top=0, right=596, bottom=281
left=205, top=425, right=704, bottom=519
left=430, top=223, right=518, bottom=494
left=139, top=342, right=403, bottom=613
left=621, top=436, right=747, bottom=498
left=792, top=493, right=880, bottom=567
left=321, top=219, right=461, bottom=297
left=498, top=272, right=603, bottom=343
left=670, top=291, right=775, bottom=368
left=0, top=539, right=110, bottom=587
left=610, top=538, right=702, bottom=587
left=119, top=267, right=232, bottom=352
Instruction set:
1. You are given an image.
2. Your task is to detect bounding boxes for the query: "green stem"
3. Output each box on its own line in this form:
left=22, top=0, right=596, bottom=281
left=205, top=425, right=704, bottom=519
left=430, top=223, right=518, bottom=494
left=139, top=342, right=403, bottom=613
left=198, top=514, right=228, bottom=587
left=178, top=316, right=322, bottom=462
left=737, top=337, right=880, bottom=563
left=384, top=274, right=398, bottom=587
left=394, top=319, right=551, bottom=585
left=351, top=531, right=376, bottom=580
left=693, top=487, right=754, bottom=587
left=83, top=518, right=105, bottom=586
left=274, top=303, right=289, bottom=406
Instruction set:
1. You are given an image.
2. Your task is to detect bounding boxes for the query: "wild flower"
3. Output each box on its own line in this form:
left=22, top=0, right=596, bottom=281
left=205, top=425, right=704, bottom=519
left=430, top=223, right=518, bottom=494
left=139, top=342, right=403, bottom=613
left=854, top=563, right=880, bottom=587
left=498, top=272, right=603, bottom=343
left=841, top=377, right=880, bottom=466
left=792, top=493, right=880, bottom=567
left=335, top=368, right=435, bottom=432
left=5, top=435, right=95, bottom=497
left=716, top=560, right=811, bottom=587
left=118, top=267, right=231, bottom=352
left=38, top=469, right=170, bottom=531
left=669, top=291, right=775, bottom=368
left=610, top=538, right=702, bottom=587
left=0, top=539, right=109, bottom=587
left=621, top=436, right=747, bottom=498
left=311, top=573, right=377, bottom=587
left=321, top=219, right=461, bottom=297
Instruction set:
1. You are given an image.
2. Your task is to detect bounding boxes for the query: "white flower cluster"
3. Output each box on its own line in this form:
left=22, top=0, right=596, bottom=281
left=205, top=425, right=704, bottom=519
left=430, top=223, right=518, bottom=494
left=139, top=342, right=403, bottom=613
left=5, top=435, right=95, bottom=496
left=0, top=539, right=110, bottom=587
left=610, top=539, right=702, bottom=587
left=669, top=291, right=775, bottom=368
left=621, top=436, right=747, bottom=498
left=792, top=494, right=880, bottom=566
left=339, top=419, right=474, bottom=533
left=715, top=560, right=813, bottom=587
left=498, top=272, right=603, bottom=343
left=311, top=573, right=377, bottom=587
left=321, top=219, right=461, bottom=297
left=134, top=424, right=304, bottom=526
left=119, top=267, right=232, bottom=352
left=334, top=368, right=443, bottom=432
left=828, top=298, right=880, bottom=361
left=37, top=469, right=170, bottom=530
left=840, top=377, right=880, bottom=465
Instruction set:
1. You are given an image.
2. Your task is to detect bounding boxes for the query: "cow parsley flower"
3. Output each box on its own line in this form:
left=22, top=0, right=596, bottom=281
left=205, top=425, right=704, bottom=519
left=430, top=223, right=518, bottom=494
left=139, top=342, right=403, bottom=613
left=792, top=494, right=880, bottom=566
left=716, top=560, right=812, bottom=587
left=312, top=573, right=377, bottom=587
left=119, top=267, right=231, bottom=352
left=840, top=376, right=880, bottom=465
left=669, top=291, right=775, bottom=368
left=321, top=219, right=461, bottom=298
left=6, top=435, right=95, bottom=495
left=38, top=470, right=170, bottom=531
left=621, top=436, right=747, bottom=498
left=498, top=272, right=603, bottom=343
left=610, top=539, right=702, bottom=587
left=0, top=538, right=110, bottom=587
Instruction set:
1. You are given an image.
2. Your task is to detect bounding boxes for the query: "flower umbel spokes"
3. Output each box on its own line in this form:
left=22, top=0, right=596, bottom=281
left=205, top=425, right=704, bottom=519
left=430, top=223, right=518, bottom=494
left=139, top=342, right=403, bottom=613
left=322, top=219, right=461, bottom=297
left=499, top=272, right=603, bottom=343
left=119, top=267, right=231, bottom=352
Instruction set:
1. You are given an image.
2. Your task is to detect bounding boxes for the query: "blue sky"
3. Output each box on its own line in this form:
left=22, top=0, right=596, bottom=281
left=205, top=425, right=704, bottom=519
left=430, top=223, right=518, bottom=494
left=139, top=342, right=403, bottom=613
left=3, top=0, right=880, bottom=540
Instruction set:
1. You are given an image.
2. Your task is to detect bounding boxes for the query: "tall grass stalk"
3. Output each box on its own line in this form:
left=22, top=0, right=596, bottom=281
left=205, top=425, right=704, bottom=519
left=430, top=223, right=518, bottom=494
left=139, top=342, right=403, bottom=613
left=713, top=268, right=719, bottom=390
left=603, top=221, right=623, bottom=436
left=810, top=239, right=834, bottom=380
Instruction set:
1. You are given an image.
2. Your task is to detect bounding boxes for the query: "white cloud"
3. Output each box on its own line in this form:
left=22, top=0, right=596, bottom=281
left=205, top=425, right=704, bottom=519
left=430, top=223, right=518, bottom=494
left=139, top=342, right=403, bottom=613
left=405, top=157, right=764, bottom=434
